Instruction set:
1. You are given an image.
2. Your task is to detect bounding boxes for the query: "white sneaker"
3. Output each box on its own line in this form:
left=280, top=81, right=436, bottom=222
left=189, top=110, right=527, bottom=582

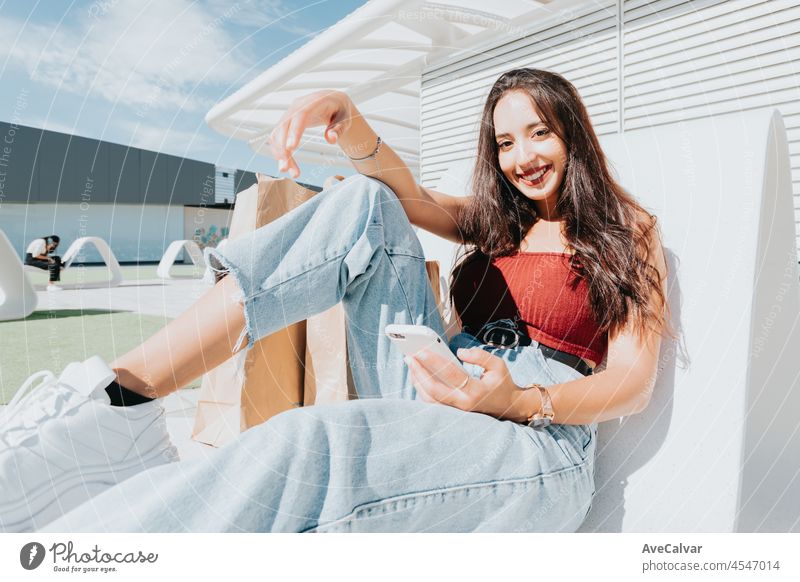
left=46, top=284, right=63, bottom=292
left=0, top=356, right=179, bottom=532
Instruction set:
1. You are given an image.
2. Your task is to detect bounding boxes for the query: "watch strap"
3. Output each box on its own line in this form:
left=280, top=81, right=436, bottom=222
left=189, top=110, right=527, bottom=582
left=525, top=383, right=554, bottom=429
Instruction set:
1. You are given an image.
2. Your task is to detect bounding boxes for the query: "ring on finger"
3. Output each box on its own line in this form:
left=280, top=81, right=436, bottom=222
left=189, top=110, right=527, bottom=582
left=452, top=375, right=469, bottom=390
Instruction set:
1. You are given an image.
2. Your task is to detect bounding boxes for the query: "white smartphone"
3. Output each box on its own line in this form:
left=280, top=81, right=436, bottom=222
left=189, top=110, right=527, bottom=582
left=385, top=324, right=463, bottom=367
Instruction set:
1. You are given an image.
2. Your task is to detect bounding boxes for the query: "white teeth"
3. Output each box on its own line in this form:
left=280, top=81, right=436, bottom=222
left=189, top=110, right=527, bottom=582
left=521, top=166, right=548, bottom=182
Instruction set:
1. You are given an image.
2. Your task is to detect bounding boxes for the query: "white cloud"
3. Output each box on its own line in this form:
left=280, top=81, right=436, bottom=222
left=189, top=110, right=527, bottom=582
left=0, top=0, right=254, bottom=113
left=118, top=119, right=215, bottom=158
left=206, top=0, right=315, bottom=35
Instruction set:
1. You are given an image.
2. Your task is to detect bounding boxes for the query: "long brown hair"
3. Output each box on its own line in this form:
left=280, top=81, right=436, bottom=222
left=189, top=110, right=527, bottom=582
left=455, top=68, right=666, bottom=339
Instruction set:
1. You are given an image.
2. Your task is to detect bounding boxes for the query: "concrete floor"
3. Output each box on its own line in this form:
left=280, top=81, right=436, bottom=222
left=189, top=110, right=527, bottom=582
left=38, top=272, right=209, bottom=319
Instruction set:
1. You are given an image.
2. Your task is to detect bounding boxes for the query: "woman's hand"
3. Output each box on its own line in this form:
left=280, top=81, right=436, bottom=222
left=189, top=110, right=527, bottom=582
left=406, top=347, right=529, bottom=422
left=269, top=90, right=355, bottom=179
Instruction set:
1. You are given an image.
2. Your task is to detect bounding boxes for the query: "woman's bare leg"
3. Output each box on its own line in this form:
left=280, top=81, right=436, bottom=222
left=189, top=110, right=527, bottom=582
left=107, top=175, right=444, bottom=402
left=111, top=275, right=246, bottom=399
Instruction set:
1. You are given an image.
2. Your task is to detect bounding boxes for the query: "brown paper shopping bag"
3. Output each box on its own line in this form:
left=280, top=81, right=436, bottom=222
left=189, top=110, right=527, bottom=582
left=193, top=174, right=321, bottom=447
left=192, top=174, right=444, bottom=447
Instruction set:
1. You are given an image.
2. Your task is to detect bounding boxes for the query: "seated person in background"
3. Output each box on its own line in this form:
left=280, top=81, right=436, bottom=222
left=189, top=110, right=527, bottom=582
left=25, top=235, right=63, bottom=291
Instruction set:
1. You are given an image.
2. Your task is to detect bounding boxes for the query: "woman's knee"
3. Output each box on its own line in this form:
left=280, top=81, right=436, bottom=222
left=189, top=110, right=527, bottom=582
left=328, top=175, right=406, bottom=222
left=251, top=405, right=338, bottom=456
left=255, top=401, right=383, bottom=449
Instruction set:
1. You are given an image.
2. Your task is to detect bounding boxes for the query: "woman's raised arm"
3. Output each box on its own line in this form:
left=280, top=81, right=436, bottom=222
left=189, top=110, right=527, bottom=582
left=269, top=90, right=469, bottom=244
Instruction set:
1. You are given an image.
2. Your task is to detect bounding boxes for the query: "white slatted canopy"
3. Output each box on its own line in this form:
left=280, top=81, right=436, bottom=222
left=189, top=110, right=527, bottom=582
left=205, top=0, right=578, bottom=174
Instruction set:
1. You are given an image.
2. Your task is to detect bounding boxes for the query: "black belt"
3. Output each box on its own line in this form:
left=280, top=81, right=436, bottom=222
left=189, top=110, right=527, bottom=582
left=464, top=319, right=593, bottom=377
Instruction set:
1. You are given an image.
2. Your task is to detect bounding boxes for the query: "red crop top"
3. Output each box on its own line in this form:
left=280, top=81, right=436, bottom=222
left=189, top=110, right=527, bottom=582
left=450, top=252, right=608, bottom=364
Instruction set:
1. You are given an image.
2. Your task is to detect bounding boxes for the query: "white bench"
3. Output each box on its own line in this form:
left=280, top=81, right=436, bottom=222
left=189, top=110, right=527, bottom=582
left=421, top=109, right=800, bottom=532
left=61, top=237, right=124, bottom=289
left=22, top=236, right=124, bottom=290
left=157, top=240, right=207, bottom=280
left=0, top=230, right=37, bottom=321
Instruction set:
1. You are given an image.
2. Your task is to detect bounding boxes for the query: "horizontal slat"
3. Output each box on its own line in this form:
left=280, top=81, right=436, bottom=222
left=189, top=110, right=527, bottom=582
left=626, top=17, right=800, bottom=73
left=624, top=0, right=798, bottom=53
left=420, top=166, right=468, bottom=182
left=421, top=142, right=480, bottom=160
left=421, top=60, right=618, bottom=114
left=422, top=45, right=618, bottom=110
left=625, top=61, right=800, bottom=109
left=425, top=5, right=616, bottom=82
left=421, top=0, right=799, bottom=219
left=626, top=0, right=774, bottom=39
left=422, top=109, right=619, bottom=150
left=625, top=44, right=800, bottom=95
left=423, top=159, right=476, bottom=175
left=624, top=33, right=800, bottom=84
left=421, top=3, right=619, bottom=189
left=422, top=81, right=617, bottom=128
left=423, top=80, right=610, bottom=124
left=625, top=92, right=800, bottom=130
left=422, top=34, right=618, bottom=103
left=783, top=112, right=800, bottom=127
left=422, top=157, right=477, bottom=175
left=425, top=73, right=619, bottom=112
left=776, top=102, right=800, bottom=118
left=623, top=0, right=704, bottom=18
left=424, top=3, right=617, bottom=83
left=422, top=109, right=618, bottom=147
left=422, top=132, right=618, bottom=170
left=424, top=32, right=618, bottom=93
left=422, top=113, right=619, bottom=161
left=425, top=127, right=774, bottom=190
left=423, top=116, right=619, bottom=155
left=422, top=67, right=617, bottom=120
left=786, top=128, right=800, bottom=141
left=625, top=83, right=800, bottom=122
left=421, top=135, right=480, bottom=156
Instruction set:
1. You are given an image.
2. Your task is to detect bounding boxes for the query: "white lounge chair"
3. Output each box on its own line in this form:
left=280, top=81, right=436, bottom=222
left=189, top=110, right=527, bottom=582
left=22, top=237, right=123, bottom=290
left=0, top=230, right=37, bottom=321
left=422, top=109, right=800, bottom=532
left=157, top=240, right=207, bottom=280
left=55, top=236, right=124, bottom=289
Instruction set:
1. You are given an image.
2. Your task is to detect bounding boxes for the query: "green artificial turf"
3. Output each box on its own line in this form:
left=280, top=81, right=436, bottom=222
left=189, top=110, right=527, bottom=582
left=0, top=308, right=200, bottom=404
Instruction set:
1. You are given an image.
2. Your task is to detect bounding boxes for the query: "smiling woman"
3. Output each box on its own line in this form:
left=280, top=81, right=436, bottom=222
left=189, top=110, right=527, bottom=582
left=4, top=68, right=667, bottom=534
left=457, top=69, right=668, bottom=368
left=493, top=97, right=568, bottom=218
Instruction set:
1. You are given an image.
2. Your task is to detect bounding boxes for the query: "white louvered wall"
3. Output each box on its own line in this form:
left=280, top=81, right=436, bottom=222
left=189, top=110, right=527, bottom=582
left=420, top=0, right=800, bottom=253
left=420, top=0, right=619, bottom=186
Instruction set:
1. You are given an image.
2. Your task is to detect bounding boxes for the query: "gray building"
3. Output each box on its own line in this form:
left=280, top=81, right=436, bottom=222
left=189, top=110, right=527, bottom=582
left=0, top=122, right=312, bottom=263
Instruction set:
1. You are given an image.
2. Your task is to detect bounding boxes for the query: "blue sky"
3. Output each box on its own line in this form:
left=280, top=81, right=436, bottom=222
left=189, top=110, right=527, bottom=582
left=0, top=0, right=367, bottom=184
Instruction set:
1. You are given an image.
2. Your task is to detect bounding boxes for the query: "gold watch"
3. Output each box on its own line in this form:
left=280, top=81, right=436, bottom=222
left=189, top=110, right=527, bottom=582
left=524, top=383, right=554, bottom=429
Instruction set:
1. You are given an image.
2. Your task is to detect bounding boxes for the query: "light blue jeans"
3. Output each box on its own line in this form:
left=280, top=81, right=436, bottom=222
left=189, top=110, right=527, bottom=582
left=44, top=175, right=597, bottom=532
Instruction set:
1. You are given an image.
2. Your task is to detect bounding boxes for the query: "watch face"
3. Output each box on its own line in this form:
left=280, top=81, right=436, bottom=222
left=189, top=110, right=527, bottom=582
left=529, top=417, right=552, bottom=430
